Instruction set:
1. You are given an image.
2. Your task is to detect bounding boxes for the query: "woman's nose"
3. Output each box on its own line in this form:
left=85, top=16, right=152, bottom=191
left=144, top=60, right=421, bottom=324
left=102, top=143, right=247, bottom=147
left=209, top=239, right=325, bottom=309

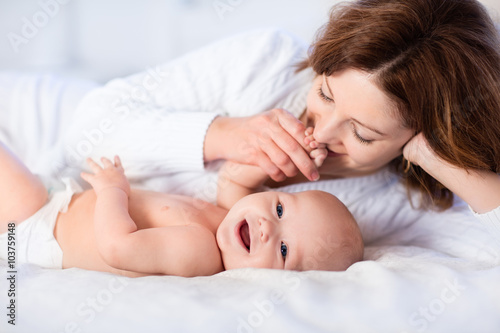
left=258, top=217, right=274, bottom=243
left=314, top=120, right=338, bottom=143
left=313, top=113, right=341, bottom=144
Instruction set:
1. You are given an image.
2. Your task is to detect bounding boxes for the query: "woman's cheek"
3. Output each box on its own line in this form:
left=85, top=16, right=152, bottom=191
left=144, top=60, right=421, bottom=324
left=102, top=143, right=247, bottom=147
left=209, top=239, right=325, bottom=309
left=346, top=142, right=385, bottom=166
left=348, top=149, right=373, bottom=165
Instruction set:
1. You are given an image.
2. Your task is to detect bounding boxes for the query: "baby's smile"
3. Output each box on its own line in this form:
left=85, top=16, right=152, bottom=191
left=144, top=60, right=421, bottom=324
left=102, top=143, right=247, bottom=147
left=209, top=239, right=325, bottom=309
left=236, top=220, right=251, bottom=252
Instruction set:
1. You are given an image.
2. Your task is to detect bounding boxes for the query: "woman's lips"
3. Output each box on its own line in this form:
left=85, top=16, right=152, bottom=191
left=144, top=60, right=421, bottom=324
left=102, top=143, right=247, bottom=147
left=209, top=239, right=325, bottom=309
left=327, top=148, right=345, bottom=157
left=235, top=220, right=251, bottom=252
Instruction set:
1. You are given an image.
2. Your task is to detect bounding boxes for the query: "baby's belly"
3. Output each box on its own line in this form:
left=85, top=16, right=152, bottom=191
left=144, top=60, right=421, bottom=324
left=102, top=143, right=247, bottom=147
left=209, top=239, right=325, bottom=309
left=54, top=190, right=143, bottom=277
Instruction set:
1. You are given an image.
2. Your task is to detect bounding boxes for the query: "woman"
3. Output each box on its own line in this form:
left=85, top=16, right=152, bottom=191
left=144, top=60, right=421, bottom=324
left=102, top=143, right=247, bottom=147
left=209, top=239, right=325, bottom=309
left=55, top=0, right=500, bottom=241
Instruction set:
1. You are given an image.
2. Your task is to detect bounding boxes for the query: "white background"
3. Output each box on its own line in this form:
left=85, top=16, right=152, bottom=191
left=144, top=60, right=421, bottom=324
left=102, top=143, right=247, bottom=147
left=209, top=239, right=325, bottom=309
left=1, top=0, right=499, bottom=83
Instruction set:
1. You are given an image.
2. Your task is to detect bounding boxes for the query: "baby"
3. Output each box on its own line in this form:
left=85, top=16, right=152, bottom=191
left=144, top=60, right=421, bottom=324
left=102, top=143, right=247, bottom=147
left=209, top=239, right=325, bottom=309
left=0, top=142, right=363, bottom=277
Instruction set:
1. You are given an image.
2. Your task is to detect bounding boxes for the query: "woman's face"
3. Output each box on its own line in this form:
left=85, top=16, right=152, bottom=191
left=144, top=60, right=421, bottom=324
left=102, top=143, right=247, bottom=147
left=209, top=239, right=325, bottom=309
left=302, top=69, right=414, bottom=178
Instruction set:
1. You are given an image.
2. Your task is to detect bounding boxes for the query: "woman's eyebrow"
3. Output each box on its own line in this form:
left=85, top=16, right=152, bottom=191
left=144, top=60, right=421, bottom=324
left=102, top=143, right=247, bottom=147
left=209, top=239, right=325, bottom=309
left=323, top=74, right=387, bottom=137
left=323, top=74, right=334, bottom=100
left=353, top=119, right=387, bottom=137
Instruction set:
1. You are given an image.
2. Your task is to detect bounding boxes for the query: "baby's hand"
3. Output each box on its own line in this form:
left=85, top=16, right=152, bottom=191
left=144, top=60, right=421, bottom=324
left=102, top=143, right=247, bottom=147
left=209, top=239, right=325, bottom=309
left=80, top=156, right=131, bottom=196
left=304, top=127, right=327, bottom=168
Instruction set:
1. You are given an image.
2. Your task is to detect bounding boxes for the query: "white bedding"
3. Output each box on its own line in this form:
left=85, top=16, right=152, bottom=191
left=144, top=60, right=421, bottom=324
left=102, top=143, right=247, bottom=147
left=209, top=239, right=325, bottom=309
left=1, top=75, right=500, bottom=333
left=1, top=230, right=499, bottom=333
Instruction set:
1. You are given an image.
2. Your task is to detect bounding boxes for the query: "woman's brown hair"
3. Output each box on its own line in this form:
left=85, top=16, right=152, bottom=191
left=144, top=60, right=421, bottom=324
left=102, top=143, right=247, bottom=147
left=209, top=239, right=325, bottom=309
left=298, top=0, right=500, bottom=209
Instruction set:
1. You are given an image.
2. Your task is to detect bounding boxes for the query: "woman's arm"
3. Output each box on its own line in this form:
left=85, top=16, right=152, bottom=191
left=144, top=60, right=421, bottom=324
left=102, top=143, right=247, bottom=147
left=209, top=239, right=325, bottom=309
left=64, top=30, right=313, bottom=182
left=404, top=133, right=500, bottom=214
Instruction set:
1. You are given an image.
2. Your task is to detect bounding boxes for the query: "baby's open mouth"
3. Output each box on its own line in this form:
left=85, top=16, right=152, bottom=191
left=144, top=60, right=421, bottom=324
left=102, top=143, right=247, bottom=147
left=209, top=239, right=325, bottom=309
left=238, top=220, right=251, bottom=252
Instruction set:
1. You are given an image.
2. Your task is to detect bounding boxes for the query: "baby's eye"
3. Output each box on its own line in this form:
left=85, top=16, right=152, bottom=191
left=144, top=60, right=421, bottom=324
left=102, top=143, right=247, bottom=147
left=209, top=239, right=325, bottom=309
left=280, top=242, right=288, bottom=260
left=276, top=202, right=283, bottom=219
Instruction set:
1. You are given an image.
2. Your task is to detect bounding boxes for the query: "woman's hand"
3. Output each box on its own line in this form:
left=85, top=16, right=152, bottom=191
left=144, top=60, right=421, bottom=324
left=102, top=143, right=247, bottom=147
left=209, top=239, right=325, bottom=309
left=404, top=132, right=500, bottom=214
left=402, top=132, right=437, bottom=167
left=205, top=109, right=322, bottom=182
left=81, top=156, right=131, bottom=197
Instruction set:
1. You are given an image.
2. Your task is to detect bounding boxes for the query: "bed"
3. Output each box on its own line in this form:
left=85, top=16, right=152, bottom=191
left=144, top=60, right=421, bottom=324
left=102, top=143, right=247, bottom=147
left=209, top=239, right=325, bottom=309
left=2, top=209, right=499, bottom=333
left=1, top=74, right=500, bottom=333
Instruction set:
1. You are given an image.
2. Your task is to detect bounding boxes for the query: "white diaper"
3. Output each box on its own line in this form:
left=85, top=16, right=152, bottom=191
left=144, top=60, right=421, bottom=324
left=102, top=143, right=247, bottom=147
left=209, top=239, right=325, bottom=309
left=0, top=177, right=82, bottom=269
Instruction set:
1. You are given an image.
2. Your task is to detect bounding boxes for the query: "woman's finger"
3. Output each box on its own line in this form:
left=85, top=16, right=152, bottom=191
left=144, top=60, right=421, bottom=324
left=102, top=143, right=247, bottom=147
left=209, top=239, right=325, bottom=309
left=272, top=109, right=319, bottom=181
left=270, top=129, right=319, bottom=181
left=255, top=152, right=286, bottom=182
left=273, top=108, right=306, bottom=137
left=259, top=138, right=299, bottom=178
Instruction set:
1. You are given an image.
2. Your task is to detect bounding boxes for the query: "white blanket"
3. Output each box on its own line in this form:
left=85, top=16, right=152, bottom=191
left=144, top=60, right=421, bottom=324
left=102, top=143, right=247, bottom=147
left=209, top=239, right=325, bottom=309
left=1, top=74, right=500, bottom=333
left=1, top=228, right=499, bottom=333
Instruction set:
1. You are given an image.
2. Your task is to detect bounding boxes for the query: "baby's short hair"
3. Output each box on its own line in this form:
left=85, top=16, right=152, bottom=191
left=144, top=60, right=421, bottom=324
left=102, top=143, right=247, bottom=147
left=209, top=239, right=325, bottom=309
left=296, top=191, right=364, bottom=272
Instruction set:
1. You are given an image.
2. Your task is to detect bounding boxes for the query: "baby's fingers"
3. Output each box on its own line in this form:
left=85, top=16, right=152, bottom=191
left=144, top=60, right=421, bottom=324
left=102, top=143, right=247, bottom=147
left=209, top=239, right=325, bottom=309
left=101, top=157, right=114, bottom=169
left=114, top=155, right=123, bottom=170
left=86, top=157, right=102, bottom=173
left=80, top=171, right=94, bottom=184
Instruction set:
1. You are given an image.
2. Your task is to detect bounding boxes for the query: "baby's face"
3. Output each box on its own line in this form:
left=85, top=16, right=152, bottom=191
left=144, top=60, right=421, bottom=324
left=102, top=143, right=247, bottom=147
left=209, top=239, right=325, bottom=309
left=216, top=190, right=357, bottom=271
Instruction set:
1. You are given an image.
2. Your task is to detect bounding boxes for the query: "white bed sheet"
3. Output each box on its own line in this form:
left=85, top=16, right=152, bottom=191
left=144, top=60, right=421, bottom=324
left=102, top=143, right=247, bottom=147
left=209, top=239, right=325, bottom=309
left=1, top=208, right=499, bottom=333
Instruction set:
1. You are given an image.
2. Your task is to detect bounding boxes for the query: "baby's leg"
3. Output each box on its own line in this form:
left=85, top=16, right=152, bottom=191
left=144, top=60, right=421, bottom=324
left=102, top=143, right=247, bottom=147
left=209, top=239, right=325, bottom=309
left=0, top=142, right=47, bottom=231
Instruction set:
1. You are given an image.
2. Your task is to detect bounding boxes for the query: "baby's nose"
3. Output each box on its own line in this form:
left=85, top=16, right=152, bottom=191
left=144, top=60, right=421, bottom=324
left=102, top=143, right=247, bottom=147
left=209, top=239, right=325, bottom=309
left=258, top=217, right=270, bottom=243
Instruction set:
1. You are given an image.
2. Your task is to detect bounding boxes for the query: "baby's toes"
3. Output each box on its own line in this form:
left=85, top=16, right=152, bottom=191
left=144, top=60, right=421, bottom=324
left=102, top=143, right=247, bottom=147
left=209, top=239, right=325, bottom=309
left=310, top=148, right=327, bottom=168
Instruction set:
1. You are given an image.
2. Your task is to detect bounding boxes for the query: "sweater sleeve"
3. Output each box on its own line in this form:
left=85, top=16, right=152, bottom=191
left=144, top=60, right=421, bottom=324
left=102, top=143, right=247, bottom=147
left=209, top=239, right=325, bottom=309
left=62, top=29, right=311, bottom=178
left=470, top=206, right=500, bottom=241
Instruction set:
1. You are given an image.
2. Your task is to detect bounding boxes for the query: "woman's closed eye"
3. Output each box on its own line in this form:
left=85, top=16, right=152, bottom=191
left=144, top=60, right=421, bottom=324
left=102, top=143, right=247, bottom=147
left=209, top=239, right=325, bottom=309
left=351, top=124, right=373, bottom=145
left=317, top=87, right=334, bottom=103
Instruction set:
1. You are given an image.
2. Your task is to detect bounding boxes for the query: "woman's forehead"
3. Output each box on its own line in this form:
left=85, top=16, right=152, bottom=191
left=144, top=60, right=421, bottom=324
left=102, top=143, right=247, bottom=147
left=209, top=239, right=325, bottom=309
left=319, top=69, right=404, bottom=134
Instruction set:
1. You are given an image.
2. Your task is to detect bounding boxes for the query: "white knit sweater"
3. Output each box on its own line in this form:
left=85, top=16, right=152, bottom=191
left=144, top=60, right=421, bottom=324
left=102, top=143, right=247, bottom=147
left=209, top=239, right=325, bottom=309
left=64, top=29, right=500, bottom=243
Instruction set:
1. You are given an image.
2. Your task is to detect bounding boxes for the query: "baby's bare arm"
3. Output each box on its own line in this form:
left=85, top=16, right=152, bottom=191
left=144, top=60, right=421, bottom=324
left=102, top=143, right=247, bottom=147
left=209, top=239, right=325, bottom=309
left=81, top=156, right=222, bottom=276
left=102, top=225, right=223, bottom=277
left=217, top=161, right=268, bottom=210
left=81, top=156, right=136, bottom=265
